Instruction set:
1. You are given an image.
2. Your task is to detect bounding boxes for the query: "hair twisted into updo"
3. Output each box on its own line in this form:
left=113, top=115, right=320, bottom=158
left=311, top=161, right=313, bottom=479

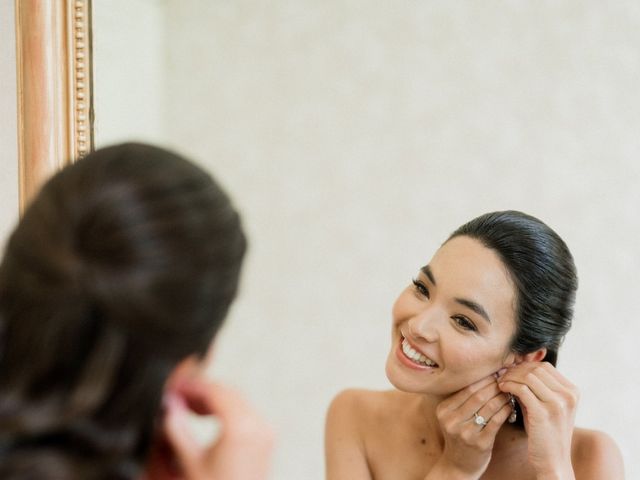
left=0, top=143, right=247, bottom=478
left=449, top=211, right=577, bottom=428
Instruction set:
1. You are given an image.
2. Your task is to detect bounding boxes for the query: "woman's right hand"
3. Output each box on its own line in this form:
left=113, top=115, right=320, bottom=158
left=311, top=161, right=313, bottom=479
left=427, top=374, right=512, bottom=479
left=163, top=379, right=275, bottom=480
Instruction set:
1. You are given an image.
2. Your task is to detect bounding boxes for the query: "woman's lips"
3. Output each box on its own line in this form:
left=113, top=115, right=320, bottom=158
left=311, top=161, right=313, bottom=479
left=396, top=336, right=439, bottom=369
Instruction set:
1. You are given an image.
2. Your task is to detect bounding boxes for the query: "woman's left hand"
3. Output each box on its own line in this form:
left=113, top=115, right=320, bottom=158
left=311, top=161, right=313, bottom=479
left=498, top=361, right=579, bottom=479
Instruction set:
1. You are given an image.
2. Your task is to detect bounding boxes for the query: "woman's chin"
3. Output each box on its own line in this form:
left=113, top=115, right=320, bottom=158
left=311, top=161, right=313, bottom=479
left=385, top=352, right=478, bottom=397
left=385, top=354, right=442, bottom=395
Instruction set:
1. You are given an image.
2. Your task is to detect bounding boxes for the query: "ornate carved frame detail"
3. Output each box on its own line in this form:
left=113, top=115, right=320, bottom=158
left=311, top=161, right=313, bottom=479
left=15, top=0, right=94, bottom=212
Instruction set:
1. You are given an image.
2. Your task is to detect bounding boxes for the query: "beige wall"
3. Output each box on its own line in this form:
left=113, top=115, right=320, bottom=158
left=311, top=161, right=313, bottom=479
left=0, top=0, right=19, bottom=246
left=93, top=0, right=166, bottom=147
left=95, top=2, right=639, bottom=478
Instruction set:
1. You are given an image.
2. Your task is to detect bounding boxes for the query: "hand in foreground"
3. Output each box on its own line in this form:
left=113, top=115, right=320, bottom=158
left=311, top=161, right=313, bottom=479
left=427, top=374, right=512, bottom=479
left=161, top=379, right=274, bottom=480
left=498, top=361, right=578, bottom=479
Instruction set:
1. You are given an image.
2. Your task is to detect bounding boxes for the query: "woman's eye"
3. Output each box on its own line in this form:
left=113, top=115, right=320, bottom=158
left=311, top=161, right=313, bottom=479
left=452, top=315, right=477, bottom=332
left=411, top=278, right=430, bottom=298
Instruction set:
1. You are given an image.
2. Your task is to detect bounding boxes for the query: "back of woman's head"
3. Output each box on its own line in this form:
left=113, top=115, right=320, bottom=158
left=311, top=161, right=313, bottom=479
left=0, top=143, right=247, bottom=478
left=449, top=210, right=578, bottom=366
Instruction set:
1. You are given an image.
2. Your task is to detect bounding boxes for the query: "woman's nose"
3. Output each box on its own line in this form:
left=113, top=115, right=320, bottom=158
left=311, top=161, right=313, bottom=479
left=407, top=310, right=440, bottom=343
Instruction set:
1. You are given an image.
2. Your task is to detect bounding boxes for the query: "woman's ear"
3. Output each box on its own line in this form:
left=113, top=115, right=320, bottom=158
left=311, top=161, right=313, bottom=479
left=165, top=355, right=202, bottom=392
left=144, top=355, right=202, bottom=479
left=514, top=347, right=547, bottom=364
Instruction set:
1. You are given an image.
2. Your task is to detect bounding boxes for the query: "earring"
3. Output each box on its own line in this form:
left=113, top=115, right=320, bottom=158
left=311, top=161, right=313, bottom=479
left=508, top=394, right=517, bottom=423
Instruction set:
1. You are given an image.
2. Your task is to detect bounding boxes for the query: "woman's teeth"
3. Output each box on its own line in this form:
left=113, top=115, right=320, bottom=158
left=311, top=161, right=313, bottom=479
left=402, top=338, right=437, bottom=367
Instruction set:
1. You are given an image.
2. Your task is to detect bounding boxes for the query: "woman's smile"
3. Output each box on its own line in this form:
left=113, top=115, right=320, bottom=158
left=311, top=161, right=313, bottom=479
left=398, top=335, right=438, bottom=368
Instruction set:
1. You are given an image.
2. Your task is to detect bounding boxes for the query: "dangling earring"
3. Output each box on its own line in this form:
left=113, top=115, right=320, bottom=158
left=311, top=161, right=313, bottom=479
left=508, top=394, right=517, bottom=423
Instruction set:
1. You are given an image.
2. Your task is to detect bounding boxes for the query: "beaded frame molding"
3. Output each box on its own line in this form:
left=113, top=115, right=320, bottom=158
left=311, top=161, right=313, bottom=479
left=15, top=0, right=94, bottom=213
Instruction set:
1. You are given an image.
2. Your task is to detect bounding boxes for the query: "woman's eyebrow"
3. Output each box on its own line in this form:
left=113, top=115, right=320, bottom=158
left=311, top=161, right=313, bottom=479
left=420, top=265, right=436, bottom=285
left=455, top=298, right=492, bottom=324
left=420, top=265, right=491, bottom=325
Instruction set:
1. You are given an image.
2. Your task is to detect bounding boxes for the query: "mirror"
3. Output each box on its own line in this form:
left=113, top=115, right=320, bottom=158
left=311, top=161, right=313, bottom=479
left=92, top=1, right=165, bottom=147
left=28, top=2, right=640, bottom=478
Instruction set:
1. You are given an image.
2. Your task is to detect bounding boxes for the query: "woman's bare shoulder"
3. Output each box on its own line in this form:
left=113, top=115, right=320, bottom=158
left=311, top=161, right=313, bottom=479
left=326, top=388, right=413, bottom=439
left=571, top=427, right=624, bottom=479
left=325, top=389, right=405, bottom=479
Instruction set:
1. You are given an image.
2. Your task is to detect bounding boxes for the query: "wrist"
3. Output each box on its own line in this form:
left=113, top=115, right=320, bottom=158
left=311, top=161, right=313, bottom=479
left=424, top=459, right=480, bottom=480
left=536, top=464, right=575, bottom=480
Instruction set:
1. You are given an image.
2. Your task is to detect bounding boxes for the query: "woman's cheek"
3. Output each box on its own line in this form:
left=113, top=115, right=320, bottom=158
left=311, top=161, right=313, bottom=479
left=443, top=341, right=496, bottom=378
left=391, top=289, right=416, bottom=325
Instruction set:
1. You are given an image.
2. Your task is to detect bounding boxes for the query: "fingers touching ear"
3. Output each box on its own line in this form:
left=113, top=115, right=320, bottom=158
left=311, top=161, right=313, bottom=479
left=510, top=347, right=547, bottom=365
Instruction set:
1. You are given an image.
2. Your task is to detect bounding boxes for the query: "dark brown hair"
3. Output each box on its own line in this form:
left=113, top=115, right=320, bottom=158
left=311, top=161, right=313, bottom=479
left=0, top=143, right=247, bottom=478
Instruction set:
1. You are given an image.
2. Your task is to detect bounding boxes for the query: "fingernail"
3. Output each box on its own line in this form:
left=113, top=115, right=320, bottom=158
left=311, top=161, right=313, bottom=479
left=495, top=368, right=507, bottom=378
left=162, top=392, right=172, bottom=410
left=163, top=392, right=187, bottom=413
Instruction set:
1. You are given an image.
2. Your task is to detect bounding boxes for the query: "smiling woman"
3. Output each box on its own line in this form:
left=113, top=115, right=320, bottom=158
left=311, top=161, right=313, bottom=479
left=325, top=211, right=624, bottom=480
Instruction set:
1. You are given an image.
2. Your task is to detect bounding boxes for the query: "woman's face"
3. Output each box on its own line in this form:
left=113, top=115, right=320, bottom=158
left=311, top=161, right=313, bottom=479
left=385, top=235, right=518, bottom=397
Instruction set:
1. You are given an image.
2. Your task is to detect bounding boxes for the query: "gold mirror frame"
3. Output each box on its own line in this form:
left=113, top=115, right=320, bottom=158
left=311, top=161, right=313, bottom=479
left=15, top=0, right=94, bottom=213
